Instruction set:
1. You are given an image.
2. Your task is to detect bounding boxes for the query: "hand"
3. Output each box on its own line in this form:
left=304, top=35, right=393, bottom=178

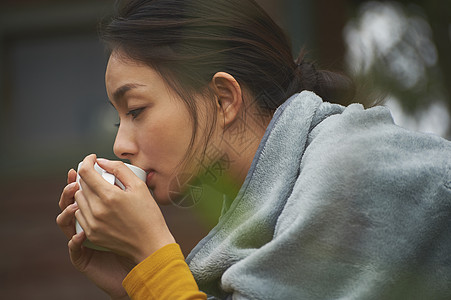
left=56, top=164, right=133, bottom=299
left=74, top=154, right=175, bottom=263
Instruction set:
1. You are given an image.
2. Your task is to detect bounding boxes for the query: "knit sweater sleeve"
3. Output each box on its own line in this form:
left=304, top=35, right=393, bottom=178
left=123, top=243, right=207, bottom=300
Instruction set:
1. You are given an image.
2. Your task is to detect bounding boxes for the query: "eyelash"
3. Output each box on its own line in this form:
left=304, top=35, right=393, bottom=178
left=114, top=108, right=145, bottom=128
left=127, top=108, right=144, bottom=119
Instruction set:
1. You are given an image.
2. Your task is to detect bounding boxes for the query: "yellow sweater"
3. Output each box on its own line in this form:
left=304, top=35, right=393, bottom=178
left=123, top=243, right=207, bottom=299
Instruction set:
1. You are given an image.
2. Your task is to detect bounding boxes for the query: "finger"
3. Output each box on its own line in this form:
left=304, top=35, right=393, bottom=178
left=59, top=181, right=79, bottom=210
left=76, top=177, right=107, bottom=220
left=78, top=154, right=119, bottom=196
left=97, top=158, right=144, bottom=191
left=69, top=231, right=86, bottom=250
left=74, top=191, right=93, bottom=234
left=56, top=203, right=79, bottom=239
left=68, top=231, right=87, bottom=266
left=67, top=168, right=77, bottom=185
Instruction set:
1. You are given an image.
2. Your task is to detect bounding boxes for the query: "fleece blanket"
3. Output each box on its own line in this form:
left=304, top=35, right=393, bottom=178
left=186, top=91, right=451, bottom=300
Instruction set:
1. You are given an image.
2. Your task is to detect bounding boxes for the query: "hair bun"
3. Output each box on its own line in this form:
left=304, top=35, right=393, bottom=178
left=293, top=56, right=356, bottom=105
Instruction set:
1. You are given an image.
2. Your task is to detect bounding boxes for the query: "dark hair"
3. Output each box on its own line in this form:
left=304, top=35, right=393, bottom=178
left=100, top=0, right=355, bottom=157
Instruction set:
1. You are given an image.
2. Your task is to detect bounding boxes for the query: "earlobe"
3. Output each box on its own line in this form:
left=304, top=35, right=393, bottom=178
left=211, top=72, right=242, bottom=127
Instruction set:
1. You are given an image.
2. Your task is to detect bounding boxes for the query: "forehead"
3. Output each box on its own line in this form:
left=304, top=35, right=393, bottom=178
left=104, top=52, right=189, bottom=110
left=105, top=53, right=149, bottom=84
left=105, top=53, right=163, bottom=100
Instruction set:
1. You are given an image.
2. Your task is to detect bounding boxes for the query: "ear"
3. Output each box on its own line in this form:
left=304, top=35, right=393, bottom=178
left=211, top=72, right=242, bottom=127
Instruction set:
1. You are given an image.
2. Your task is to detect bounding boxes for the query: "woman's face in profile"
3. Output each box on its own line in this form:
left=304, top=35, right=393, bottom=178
left=105, top=52, right=201, bottom=204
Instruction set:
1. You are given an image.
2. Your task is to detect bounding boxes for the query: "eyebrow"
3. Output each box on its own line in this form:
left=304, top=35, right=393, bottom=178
left=112, top=83, right=146, bottom=101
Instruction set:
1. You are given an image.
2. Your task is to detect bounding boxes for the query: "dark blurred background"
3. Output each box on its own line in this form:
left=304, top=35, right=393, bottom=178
left=0, top=0, right=449, bottom=299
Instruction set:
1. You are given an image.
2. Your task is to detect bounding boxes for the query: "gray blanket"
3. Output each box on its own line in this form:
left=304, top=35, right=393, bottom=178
left=186, top=91, right=451, bottom=299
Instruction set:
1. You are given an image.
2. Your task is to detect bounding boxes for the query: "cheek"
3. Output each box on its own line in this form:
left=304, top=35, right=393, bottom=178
left=139, top=119, right=193, bottom=169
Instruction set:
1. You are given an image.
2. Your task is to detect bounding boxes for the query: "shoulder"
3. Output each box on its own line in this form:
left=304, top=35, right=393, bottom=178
left=299, top=103, right=451, bottom=202
left=306, top=103, right=450, bottom=168
left=275, top=103, right=451, bottom=235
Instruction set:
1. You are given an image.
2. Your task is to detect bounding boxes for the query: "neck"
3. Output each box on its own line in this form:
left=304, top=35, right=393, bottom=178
left=218, top=113, right=270, bottom=197
left=195, top=103, right=272, bottom=200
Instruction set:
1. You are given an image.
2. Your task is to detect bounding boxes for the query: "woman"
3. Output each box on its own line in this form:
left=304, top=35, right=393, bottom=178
left=57, top=0, right=451, bottom=299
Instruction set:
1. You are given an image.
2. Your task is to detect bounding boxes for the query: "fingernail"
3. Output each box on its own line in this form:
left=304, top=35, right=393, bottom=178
left=68, top=182, right=77, bottom=188
left=97, top=158, right=109, bottom=164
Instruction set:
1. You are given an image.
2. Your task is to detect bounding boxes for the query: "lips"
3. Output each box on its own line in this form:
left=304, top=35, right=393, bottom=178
left=146, top=170, right=155, bottom=187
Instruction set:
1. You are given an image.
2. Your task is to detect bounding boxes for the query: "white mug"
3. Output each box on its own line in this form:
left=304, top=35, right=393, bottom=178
left=75, top=161, right=146, bottom=251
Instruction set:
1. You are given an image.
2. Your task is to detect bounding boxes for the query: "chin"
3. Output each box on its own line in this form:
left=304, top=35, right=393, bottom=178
left=150, top=188, right=173, bottom=205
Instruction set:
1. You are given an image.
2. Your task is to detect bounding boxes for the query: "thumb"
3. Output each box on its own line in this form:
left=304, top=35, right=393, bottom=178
left=96, top=159, right=144, bottom=191
left=68, top=231, right=87, bottom=267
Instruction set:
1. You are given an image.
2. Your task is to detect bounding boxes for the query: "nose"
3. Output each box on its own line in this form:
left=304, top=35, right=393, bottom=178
left=113, top=124, right=137, bottom=160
